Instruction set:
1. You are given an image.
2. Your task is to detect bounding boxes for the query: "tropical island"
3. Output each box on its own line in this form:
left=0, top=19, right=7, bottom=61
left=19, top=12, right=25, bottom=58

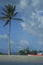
left=0, top=0, right=43, bottom=65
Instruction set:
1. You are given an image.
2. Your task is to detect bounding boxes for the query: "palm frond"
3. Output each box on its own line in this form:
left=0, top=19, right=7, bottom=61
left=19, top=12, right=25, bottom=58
left=13, top=12, right=18, bottom=16
left=4, top=20, right=10, bottom=26
left=2, top=7, right=7, bottom=13
left=0, top=12, right=6, bottom=16
left=0, top=17, right=8, bottom=20
left=13, top=18, right=24, bottom=22
left=0, top=4, right=24, bottom=27
left=5, top=5, right=13, bottom=13
left=12, top=5, right=16, bottom=15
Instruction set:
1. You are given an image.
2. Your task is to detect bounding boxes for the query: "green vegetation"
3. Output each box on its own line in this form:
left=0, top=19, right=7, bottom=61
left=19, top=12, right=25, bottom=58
left=0, top=4, right=24, bottom=55
left=31, top=50, right=38, bottom=55
left=19, top=50, right=25, bottom=55
left=19, top=48, right=40, bottom=55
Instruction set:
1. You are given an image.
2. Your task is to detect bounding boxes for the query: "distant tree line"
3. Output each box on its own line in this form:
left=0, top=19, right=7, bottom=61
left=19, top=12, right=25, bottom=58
left=19, top=48, right=43, bottom=55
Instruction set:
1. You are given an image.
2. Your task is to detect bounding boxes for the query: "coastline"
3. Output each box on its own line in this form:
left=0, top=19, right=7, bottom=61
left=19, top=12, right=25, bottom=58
left=0, top=55, right=43, bottom=62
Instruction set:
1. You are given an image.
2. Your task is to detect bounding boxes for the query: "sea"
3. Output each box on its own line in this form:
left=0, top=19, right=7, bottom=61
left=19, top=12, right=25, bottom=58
left=0, top=61, right=43, bottom=65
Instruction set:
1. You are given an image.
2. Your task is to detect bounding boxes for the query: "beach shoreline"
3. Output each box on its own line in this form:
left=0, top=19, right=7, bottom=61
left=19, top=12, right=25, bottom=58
left=0, top=55, right=43, bottom=62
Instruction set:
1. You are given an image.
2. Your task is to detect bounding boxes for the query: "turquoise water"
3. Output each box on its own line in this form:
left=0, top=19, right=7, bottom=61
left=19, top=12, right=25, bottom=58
left=0, top=61, right=43, bottom=65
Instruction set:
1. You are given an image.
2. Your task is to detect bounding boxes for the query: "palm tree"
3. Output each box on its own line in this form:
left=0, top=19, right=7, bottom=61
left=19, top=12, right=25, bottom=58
left=0, top=4, right=24, bottom=55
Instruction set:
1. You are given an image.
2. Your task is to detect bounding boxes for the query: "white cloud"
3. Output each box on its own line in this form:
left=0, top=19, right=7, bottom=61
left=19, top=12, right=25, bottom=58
left=20, top=40, right=29, bottom=45
left=0, top=34, right=8, bottom=39
left=38, top=38, right=43, bottom=45
left=0, top=0, right=43, bottom=49
left=21, top=22, right=27, bottom=30
left=10, top=40, right=29, bottom=51
left=19, top=0, right=43, bottom=47
left=32, top=0, right=39, bottom=6
left=16, top=40, right=29, bottom=50
left=21, top=9, right=43, bottom=34
left=38, top=34, right=43, bottom=45
left=19, top=0, right=27, bottom=9
left=10, top=40, right=13, bottom=44
left=20, top=8, right=43, bottom=48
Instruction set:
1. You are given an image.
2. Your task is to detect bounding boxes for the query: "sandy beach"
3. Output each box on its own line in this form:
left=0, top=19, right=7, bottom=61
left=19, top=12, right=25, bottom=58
left=0, top=55, right=43, bottom=65
left=0, top=55, right=43, bottom=63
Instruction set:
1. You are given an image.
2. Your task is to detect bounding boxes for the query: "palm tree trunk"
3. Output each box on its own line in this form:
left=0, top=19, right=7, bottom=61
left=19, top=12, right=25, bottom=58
left=8, top=21, right=11, bottom=55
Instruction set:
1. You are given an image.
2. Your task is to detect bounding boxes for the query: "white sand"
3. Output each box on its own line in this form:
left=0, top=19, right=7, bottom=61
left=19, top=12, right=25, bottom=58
left=0, top=55, right=43, bottom=63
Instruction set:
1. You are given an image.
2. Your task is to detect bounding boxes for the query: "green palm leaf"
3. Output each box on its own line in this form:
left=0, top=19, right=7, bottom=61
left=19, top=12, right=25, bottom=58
left=4, top=19, right=10, bottom=26
left=0, top=12, right=6, bottom=16
left=0, top=17, right=8, bottom=20
left=2, top=7, right=8, bottom=13
left=13, top=12, right=18, bottom=16
left=12, top=5, right=16, bottom=15
left=5, top=5, right=13, bottom=13
left=13, top=18, right=24, bottom=22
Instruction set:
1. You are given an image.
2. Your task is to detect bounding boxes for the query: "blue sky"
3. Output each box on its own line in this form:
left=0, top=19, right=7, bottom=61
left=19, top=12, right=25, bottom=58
left=0, top=0, right=43, bottom=52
